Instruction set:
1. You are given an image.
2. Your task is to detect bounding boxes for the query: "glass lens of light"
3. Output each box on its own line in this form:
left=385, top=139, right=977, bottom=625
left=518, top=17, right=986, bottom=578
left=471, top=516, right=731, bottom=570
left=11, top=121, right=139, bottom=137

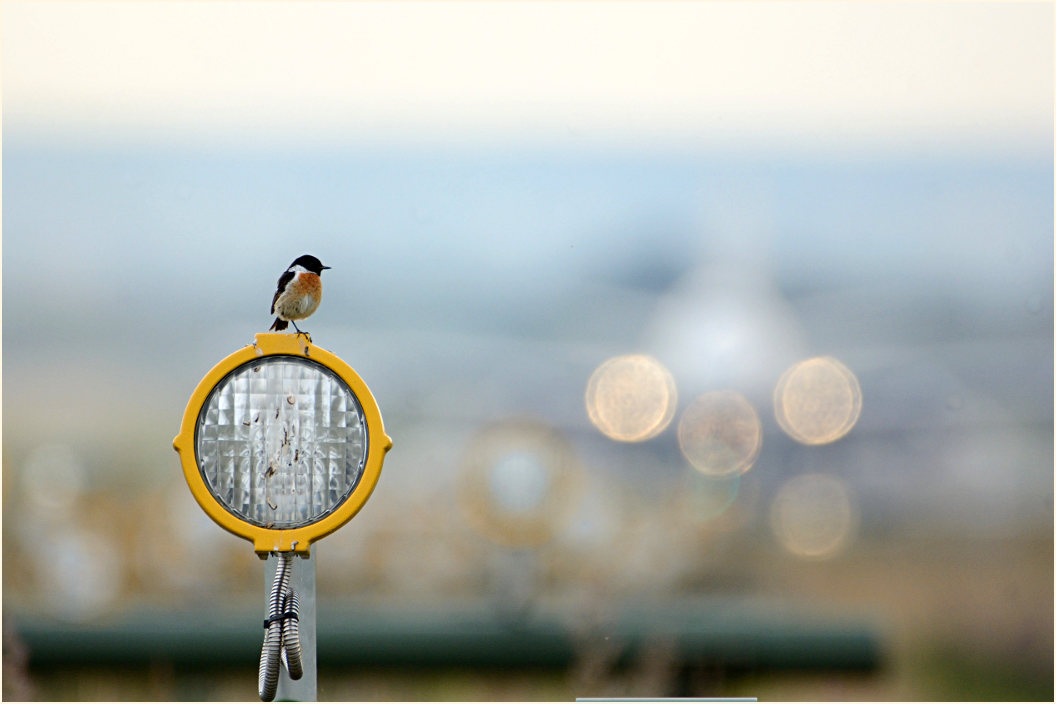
left=194, top=356, right=368, bottom=529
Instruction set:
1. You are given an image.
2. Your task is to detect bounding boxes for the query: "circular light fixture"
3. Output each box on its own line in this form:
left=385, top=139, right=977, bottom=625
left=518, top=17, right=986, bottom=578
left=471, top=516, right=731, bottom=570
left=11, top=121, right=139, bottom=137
left=173, top=334, right=392, bottom=555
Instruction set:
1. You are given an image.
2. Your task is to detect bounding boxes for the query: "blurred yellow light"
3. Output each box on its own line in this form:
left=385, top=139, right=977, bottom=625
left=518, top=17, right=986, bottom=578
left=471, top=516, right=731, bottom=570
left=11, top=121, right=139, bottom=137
left=677, top=390, right=762, bottom=477
left=585, top=355, right=677, bottom=442
left=35, top=528, right=123, bottom=621
left=773, top=356, right=862, bottom=445
left=458, top=418, right=580, bottom=548
left=770, top=473, right=856, bottom=560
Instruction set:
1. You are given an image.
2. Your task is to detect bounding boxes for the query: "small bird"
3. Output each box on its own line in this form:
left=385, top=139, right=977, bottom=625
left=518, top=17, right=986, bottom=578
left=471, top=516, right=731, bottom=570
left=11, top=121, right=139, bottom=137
left=269, top=254, right=331, bottom=335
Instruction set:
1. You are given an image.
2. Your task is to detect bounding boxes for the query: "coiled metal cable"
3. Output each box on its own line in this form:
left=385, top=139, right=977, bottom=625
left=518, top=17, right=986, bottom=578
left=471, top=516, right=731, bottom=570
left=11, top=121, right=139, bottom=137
left=258, top=552, right=303, bottom=702
left=281, top=589, right=303, bottom=680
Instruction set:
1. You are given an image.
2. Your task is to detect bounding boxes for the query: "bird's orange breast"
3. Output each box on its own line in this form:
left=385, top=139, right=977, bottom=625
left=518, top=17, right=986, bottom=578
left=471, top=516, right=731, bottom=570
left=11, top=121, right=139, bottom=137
left=289, top=272, right=321, bottom=298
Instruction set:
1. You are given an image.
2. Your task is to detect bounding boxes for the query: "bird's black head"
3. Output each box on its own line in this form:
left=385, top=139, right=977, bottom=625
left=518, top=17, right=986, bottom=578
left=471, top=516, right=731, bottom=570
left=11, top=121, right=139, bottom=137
left=290, top=254, right=331, bottom=275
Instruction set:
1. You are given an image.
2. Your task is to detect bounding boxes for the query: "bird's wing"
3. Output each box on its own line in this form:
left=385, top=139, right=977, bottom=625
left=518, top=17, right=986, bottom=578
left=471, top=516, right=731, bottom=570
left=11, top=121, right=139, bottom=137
left=271, top=270, right=295, bottom=314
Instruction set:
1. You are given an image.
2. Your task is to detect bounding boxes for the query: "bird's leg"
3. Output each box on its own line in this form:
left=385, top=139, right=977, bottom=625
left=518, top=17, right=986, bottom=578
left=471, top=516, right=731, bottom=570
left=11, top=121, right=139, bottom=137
left=291, top=321, right=312, bottom=344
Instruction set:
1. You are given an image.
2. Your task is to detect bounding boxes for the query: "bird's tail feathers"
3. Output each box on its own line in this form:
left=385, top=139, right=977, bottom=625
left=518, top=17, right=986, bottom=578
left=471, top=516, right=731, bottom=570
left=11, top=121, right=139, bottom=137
left=269, top=318, right=289, bottom=331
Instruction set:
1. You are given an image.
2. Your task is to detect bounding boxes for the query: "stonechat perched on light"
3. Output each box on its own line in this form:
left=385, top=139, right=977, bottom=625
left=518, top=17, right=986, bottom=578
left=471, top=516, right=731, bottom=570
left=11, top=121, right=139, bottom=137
left=269, top=254, right=331, bottom=335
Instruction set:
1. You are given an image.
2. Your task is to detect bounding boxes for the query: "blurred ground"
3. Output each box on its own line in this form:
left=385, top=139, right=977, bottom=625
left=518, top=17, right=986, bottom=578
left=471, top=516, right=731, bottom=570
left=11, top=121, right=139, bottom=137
left=5, top=508, right=1051, bottom=700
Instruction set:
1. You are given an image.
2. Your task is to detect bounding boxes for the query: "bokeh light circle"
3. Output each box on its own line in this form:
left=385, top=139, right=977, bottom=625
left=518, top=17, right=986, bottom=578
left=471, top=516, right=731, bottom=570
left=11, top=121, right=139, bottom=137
left=34, top=528, right=123, bottom=621
left=770, top=473, right=857, bottom=560
left=774, top=356, right=862, bottom=445
left=21, top=444, right=87, bottom=515
left=459, top=418, right=580, bottom=548
left=585, top=355, right=677, bottom=442
left=680, top=472, right=742, bottom=524
left=677, top=390, right=762, bottom=477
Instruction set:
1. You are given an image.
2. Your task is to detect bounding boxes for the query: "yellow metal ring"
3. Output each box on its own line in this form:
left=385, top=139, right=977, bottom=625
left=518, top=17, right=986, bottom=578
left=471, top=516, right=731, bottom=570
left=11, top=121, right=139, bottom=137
left=173, top=333, right=392, bottom=556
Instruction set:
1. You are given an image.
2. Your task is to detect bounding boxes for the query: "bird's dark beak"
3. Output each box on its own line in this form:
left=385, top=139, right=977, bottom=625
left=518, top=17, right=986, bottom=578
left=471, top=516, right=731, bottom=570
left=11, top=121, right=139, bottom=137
left=322, top=265, right=332, bottom=270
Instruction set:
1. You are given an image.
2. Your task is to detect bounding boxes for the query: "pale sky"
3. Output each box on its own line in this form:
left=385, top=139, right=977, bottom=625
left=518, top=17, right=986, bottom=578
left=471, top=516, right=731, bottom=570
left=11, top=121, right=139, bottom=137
left=3, top=1, right=1053, bottom=151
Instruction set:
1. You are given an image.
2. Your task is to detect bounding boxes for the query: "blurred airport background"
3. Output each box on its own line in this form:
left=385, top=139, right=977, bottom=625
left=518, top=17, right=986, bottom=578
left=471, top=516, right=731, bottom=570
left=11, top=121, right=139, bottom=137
left=2, top=2, right=1052, bottom=700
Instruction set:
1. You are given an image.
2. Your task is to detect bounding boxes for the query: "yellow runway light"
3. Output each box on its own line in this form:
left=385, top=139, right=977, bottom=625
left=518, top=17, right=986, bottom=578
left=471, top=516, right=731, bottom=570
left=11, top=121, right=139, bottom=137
left=173, top=333, right=392, bottom=556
